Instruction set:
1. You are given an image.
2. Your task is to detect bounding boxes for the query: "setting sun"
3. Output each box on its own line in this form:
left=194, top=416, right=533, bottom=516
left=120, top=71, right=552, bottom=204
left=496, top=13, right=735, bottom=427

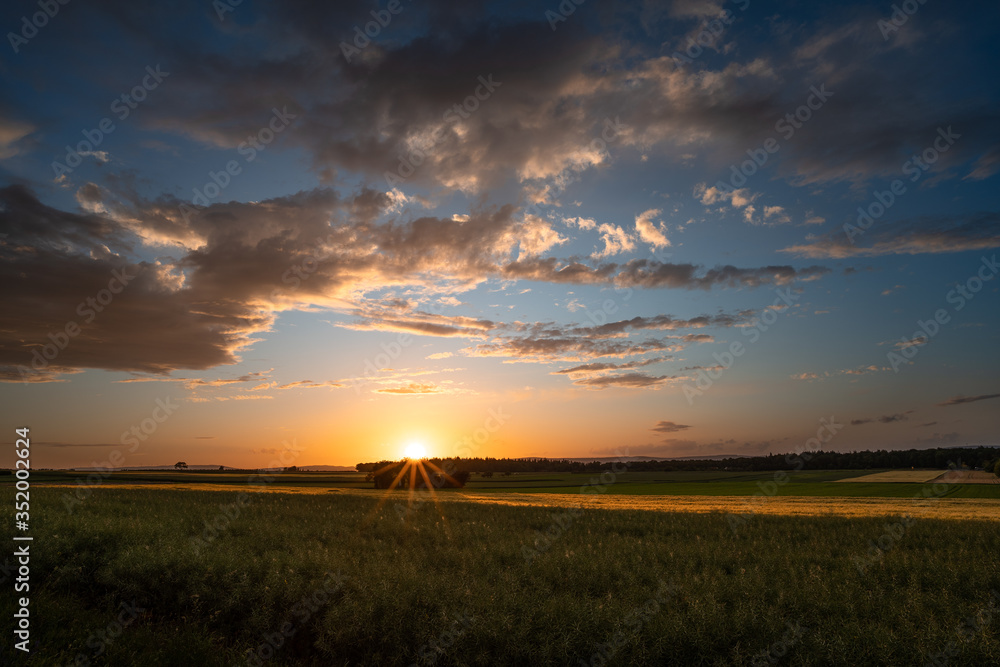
left=403, top=441, right=427, bottom=460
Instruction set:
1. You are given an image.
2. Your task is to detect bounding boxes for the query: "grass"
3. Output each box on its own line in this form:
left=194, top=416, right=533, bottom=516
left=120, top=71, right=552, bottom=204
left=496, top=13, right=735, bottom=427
left=28, top=469, right=1000, bottom=499
left=2, top=486, right=999, bottom=665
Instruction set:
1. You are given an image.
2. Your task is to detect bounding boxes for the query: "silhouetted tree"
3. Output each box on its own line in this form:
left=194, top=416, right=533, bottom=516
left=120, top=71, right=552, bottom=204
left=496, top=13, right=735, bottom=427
left=372, top=463, right=405, bottom=489
left=371, top=462, right=471, bottom=489
left=174, top=461, right=188, bottom=470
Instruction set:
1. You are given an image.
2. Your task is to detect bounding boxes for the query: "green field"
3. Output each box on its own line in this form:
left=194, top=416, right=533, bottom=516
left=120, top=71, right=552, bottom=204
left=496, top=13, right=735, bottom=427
left=27, top=468, right=1000, bottom=499
left=2, top=486, right=1000, bottom=665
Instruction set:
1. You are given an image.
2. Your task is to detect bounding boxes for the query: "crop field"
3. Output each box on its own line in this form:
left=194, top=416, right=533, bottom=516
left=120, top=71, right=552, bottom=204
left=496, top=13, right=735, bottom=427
left=932, top=470, right=1000, bottom=485
left=835, top=470, right=945, bottom=483
left=3, top=481, right=1000, bottom=665
left=30, top=468, right=1000, bottom=500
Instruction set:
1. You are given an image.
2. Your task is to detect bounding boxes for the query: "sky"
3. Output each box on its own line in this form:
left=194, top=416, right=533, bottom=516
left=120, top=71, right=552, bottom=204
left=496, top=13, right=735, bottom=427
left=1, top=0, right=998, bottom=469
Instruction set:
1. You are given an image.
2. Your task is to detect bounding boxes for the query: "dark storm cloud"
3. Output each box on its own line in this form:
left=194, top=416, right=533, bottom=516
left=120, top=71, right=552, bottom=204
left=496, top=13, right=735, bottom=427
left=16, top=1, right=997, bottom=194
left=0, top=186, right=272, bottom=380
left=0, top=184, right=125, bottom=251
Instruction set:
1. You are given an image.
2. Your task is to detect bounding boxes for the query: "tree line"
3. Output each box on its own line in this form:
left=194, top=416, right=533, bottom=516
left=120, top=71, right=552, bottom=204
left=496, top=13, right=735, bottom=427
left=357, top=446, right=1000, bottom=475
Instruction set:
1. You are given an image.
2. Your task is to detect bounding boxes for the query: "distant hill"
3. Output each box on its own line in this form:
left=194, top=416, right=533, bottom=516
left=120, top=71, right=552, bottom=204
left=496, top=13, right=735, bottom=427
left=69, top=464, right=356, bottom=472
left=560, top=455, right=750, bottom=463
left=71, top=464, right=228, bottom=471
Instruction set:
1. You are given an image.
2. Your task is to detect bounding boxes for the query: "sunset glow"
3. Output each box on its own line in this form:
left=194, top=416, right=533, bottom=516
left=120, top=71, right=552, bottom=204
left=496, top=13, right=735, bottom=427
left=0, top=0, right=997, bottom=471
left=404, top=441, right=428, bottom=460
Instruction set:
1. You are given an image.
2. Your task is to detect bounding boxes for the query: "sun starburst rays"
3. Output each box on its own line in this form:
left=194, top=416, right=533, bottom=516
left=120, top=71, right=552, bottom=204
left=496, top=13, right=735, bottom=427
left=366, top=456, right=457, bottom=536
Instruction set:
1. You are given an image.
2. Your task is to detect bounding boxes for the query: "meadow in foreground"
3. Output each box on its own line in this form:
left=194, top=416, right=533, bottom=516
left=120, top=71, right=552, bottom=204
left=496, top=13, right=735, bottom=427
left=3, top=487, right=999, bottom=665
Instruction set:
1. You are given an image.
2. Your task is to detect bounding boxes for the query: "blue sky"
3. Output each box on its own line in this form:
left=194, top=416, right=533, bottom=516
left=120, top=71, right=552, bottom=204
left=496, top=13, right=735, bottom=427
left=1, top=0, right=998, bottom=467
